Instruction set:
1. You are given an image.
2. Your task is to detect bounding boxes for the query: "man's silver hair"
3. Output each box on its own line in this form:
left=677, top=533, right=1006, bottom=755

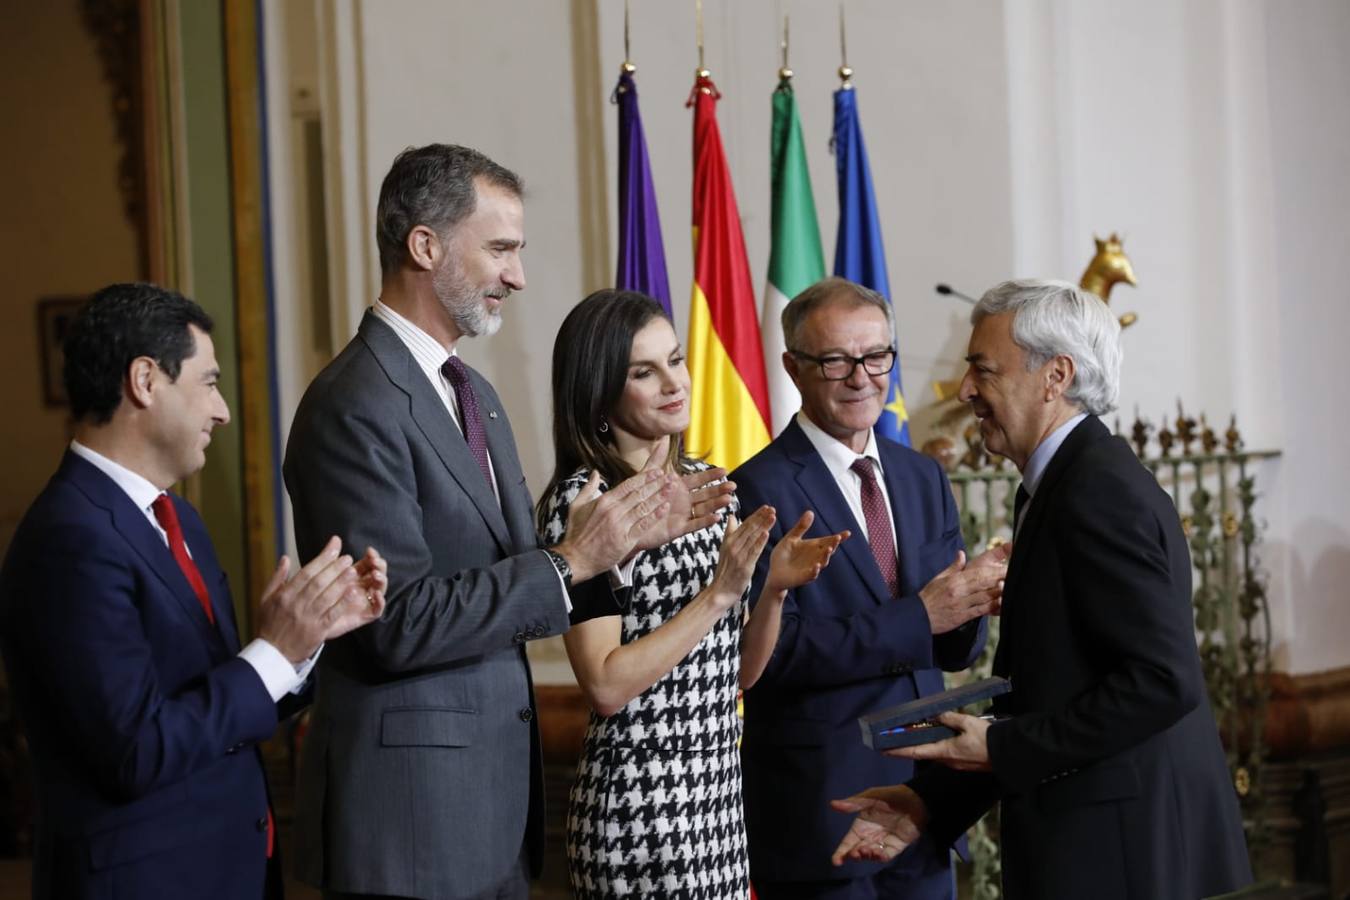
left=973, top=279, right=1122, bottom=416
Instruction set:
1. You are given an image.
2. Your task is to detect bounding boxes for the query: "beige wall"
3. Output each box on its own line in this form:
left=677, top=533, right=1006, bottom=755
left=0, top=0, right=141, bottom=552
left=265, top=0, right=1350, bottom=677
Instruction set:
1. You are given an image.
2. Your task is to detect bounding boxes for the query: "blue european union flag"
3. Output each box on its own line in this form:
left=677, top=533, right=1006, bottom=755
left=832, top=86, right=909, bottom=447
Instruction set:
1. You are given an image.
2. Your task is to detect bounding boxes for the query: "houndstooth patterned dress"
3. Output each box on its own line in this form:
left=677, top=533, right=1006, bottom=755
left=541, top=466, right=749, bottom=899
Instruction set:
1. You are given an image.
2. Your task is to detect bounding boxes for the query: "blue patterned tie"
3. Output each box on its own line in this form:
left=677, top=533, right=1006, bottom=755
left=441, top=356, right=493, bottom=490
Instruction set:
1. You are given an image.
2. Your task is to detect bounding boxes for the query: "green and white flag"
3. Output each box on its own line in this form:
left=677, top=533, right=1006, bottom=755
left=763, top=75, right=825, bottom=437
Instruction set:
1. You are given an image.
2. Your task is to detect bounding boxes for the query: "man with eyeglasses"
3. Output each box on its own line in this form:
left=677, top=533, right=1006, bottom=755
left=732, top=277, right=1007, bottom=900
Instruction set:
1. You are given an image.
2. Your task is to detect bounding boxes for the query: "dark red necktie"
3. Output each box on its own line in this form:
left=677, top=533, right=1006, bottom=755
left=151, top=494, right=214, bottom=625
left=441, top=356, right=493, bottom=491
left=850, top=458, right=900, bottom=597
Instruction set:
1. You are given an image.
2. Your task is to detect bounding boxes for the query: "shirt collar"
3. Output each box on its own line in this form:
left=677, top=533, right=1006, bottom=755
left=1021, top=413, right=1087, bottom=497
left=372, top=300, right=455, bottom=373
left=795, top=411, right=884, bottom=479
left=69, top=440, right=164, bottom=512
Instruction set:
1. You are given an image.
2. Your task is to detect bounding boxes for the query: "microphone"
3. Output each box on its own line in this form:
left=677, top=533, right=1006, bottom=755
left=935, top=283, right=979, bottom=304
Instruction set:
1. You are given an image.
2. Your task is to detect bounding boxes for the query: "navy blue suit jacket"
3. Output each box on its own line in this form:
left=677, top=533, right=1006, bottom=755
left=0, top=452, right=281, bottom=899
left=733, top=420, right=985, bottom=885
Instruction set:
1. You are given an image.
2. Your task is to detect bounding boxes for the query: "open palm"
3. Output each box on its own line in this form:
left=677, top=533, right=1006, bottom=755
left=766, top=511, right=848, bottom=593
left=829, top=786, right=927, bottom=866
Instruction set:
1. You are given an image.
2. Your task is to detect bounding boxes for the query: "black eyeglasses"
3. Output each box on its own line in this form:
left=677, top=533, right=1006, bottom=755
left=790, top=348, right=897, bottom=381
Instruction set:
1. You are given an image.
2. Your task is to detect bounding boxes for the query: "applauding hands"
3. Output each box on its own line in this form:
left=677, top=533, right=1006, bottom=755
left=765, top=511, right=849, bottom=595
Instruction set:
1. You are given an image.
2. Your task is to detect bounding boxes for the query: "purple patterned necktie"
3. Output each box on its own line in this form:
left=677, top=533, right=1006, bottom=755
left=441, top=356, right=493, bottom=491
left=850, top=457, right=900, bottom=598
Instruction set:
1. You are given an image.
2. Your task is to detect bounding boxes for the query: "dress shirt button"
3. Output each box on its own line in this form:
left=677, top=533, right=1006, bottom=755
left=518, top=707, right=534, bottom=723
left=255, top=816, right=269, bottom=832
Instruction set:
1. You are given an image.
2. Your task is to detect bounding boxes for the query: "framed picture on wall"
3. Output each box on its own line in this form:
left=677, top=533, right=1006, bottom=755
left=37, top=296, right=86, bottom=407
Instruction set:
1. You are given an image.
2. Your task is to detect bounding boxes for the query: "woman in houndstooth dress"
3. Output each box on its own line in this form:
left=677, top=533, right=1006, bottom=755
left=537, top=291, right=846, bottom=899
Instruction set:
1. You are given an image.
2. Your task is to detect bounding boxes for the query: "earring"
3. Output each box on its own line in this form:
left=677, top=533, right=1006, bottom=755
left=598, top=418, right=609, bottom=434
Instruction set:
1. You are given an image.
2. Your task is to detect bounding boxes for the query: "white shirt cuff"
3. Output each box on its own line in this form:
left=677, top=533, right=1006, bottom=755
left=611, top=556, right=638, bottom=588
left=239, top=639, right=319, bottom=702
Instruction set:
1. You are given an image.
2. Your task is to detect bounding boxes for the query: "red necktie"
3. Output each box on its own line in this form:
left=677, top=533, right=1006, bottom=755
left=151, top=494, right=215, bottom=625
left=850, top=458, right=900, bottom=598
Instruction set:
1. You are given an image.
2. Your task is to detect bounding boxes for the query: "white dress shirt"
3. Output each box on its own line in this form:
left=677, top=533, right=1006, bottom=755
left=371, top=300, right=500, bottom=500
left=1014, top=412, right=1087, bottom=533
left=69, top=441, right=312, bottom=702
left=795, top=411, right=901, bottom=553
left=370, top=301, right=570, bottom=606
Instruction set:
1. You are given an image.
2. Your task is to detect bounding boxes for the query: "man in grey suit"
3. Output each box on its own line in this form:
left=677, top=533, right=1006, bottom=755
left=284, top=144, right=681, bottom=900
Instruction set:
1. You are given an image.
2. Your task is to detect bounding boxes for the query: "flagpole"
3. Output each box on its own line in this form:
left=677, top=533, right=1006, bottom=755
left=838, top=5, right=853, bottom=89
left=780, top=15, right=791, bottom=81
left=696, top=0, right=709, bottom=79
left=620, top=0, right=636, bottom=80
left=624, top=0, right=631, bottom=68
left=614, top=0, right=671, bottom=311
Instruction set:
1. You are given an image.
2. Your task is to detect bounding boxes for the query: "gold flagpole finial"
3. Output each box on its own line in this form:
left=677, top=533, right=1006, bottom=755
left=622, top=0, right=636, bottom=74
left=695, top=0, right=709, bottom=78
left=838, top=5, right=853, bottom=88
left=779, top=15, right=792, bottom=81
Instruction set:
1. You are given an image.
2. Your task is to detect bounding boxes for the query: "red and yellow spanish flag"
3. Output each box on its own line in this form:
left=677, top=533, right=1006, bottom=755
left=685, top=72, right=771, bottom=471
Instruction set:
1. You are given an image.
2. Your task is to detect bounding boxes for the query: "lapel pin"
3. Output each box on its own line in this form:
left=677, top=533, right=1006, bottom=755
left=488, top=411, right=498, bottom=419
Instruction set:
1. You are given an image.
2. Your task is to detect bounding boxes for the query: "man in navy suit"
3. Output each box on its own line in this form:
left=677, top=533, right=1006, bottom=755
left=733, top=277, right=1006, bottom=900
left=0, top=283, right=388, bottom=899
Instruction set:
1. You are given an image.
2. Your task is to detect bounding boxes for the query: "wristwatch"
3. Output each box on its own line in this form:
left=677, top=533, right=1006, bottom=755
left=543, top=548, right=573, bottom=588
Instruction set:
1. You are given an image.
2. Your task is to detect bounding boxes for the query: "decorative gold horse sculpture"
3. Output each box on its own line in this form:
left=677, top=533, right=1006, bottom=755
left=1080, top=233, right=1138, bottom=327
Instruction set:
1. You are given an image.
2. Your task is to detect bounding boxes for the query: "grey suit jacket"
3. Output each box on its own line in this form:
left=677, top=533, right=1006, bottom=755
left=283, top=312, right=568, bottom=900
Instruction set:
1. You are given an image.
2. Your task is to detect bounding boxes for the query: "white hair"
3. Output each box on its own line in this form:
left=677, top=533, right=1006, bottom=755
left=973, top=279, right=1122, bottom=416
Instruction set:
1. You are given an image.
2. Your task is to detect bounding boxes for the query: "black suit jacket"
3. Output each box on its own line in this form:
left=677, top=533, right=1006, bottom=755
left=912, top=417, right=1251, bottom=899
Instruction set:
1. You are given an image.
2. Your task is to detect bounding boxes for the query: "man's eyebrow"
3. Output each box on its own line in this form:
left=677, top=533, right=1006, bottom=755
left=203, top=367, right=221, bottom=380
left=486, top=238, right=524, bottom=250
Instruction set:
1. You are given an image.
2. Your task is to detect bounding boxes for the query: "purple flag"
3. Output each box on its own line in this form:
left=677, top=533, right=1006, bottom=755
left=614, top=70, right=671, bottom=313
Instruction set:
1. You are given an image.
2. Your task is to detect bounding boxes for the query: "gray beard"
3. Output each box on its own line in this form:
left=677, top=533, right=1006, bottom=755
left=434, top=262, right=505, bottom=338
left=449, top=296, right=503, bottom=338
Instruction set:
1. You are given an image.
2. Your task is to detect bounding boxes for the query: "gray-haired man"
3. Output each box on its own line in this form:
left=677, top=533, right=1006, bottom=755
left=833, top=279, right=1252, bottom=900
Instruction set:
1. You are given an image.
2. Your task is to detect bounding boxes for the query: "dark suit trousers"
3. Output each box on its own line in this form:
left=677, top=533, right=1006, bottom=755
left=323, top=841, right=530, bottom=900
left=755, top=835, right=954, bottom=900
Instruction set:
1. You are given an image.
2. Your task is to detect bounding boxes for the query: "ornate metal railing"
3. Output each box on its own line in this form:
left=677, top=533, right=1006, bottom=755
left=943, top=423, right=1280, bottom=899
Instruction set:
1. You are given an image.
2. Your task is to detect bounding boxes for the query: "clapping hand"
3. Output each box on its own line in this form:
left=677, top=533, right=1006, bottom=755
left=257, top=537, right=388, bottom=663
left=557, top=469, right=675, bottom=583
left=707, top=506, right=777, bottom=609
left=765, top=511, right=848, bottom=594
left=631, top=440, right=736, bottom=551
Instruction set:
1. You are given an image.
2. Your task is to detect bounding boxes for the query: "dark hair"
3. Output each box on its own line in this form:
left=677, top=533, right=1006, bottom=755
left=536, top=290, right=689, bottom=531
left=781, top=276, right=894, bottom=351
left=375, top=143, right=523, bottom=276
left=63, top=282, right=214, bottom=424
